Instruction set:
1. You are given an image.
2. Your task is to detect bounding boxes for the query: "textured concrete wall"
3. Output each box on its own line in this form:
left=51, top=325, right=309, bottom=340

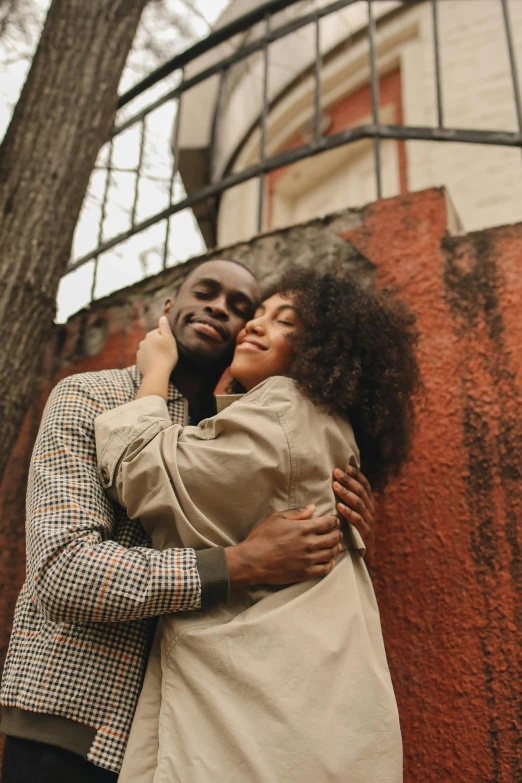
left=341, top=189, right=522, bottom=782
left=1, top=187, right=522, bottom=780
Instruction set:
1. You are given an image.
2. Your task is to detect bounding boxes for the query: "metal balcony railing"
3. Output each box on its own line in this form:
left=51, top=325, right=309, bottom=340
left=66, top=0, right=522, bottom=306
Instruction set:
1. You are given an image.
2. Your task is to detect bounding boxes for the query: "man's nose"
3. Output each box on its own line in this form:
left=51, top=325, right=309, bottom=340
left=204, top=298, right=228, bottom=319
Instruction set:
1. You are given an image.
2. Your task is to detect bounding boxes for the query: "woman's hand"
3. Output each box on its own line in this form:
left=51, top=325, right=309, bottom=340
left=137, top=316, right=178, bottom=376
left=136, top=316, right=178, bottom=400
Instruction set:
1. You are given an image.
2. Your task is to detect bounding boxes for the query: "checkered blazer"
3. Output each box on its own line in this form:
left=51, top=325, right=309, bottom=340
left=0, top=366, right=201, bottom=773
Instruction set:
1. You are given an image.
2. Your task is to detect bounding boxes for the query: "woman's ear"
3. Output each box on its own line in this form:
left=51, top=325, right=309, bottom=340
left=163, top=299, right=173, bottom=316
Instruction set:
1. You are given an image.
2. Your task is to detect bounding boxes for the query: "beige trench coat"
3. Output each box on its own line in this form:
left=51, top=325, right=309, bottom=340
left=95, top=376, right=402, bottom=783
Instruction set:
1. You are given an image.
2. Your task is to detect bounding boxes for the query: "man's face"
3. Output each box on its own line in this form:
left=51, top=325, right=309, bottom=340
left=165, top=260, right=260, bottom=367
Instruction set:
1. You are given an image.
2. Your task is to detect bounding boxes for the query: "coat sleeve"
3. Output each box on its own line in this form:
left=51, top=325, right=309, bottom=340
left=95, top=386, right=292, bottom=551
left=26, top=377, right=204, bottom=624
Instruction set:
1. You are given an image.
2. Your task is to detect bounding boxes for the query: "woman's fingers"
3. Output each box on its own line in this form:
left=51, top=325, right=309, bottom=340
left=158, top=315, right=171, bottom=335
left=137, top=322, right=178, bottom=373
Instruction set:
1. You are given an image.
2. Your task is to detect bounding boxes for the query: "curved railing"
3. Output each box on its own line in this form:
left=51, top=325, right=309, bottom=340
left=66, top=0, right=522, bottom=307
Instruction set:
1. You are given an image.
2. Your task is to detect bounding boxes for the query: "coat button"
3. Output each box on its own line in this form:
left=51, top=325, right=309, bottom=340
left=100, top=467, right=110, bottom=486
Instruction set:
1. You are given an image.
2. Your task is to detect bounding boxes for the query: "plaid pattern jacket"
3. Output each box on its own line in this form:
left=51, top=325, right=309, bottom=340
left=0, top=367, right=202, bottom=773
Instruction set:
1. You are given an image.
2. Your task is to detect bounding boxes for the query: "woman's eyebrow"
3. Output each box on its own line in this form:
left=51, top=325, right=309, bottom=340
left=274, top=304, right=298, bottom=314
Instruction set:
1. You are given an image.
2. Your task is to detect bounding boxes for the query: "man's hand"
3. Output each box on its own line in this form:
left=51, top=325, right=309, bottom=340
left=225, top=505, right=342, bottom=588
left=333, top=465, right=375, bottom=565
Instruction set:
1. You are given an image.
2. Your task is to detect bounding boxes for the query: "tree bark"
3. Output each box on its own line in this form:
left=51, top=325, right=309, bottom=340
left=0, top=0, right=148, bottom=477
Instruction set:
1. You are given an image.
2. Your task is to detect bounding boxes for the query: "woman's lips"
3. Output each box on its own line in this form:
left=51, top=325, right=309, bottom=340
left=191, top=321, right=224, bottom=341
left=236, top=341, right=266, bottom=352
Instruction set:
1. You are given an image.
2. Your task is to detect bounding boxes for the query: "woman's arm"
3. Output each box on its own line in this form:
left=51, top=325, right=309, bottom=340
left=95, top=381, right=292, bottom=551
left=96, top=324, right=290, bottom=552
left=96, top=325, right=342, bottom=586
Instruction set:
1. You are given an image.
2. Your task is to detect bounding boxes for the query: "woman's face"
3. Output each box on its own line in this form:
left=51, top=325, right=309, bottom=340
left=229, top=293, right=299, bottom=391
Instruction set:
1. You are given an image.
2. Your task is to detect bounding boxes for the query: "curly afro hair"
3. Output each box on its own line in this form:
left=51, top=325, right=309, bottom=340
left=261, top=267, right=421, bottom=492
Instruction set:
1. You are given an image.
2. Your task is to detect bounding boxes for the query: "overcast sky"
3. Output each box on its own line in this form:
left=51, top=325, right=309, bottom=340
left=0, top=0, right=231, bottom=322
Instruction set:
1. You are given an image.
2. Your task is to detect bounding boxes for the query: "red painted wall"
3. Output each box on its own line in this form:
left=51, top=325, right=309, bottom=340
left=267, top=68, right=408, bottom=228
left=342, top=189, right=522, bottom=782
left=1, top=188, right=522, bottom=781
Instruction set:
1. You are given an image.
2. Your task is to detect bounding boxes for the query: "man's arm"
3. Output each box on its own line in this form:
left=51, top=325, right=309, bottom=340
left=95, top=390, right=344, bottom=588
left=26, top=376, right=205, bottom=624
left=226, top=505, right=341, bottom=586
left=28, top=376, right=340, bottom=625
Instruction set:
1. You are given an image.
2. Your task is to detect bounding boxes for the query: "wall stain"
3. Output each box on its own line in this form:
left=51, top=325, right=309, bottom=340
left=443, top=231, right=522, bottom=781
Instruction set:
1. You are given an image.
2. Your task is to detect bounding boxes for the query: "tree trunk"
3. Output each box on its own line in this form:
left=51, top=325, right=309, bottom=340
left=0, top=0, right=148, bottom=477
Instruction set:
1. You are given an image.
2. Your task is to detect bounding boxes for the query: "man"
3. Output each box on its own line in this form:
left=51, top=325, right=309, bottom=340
left=0, top=259, right=375, bottom=782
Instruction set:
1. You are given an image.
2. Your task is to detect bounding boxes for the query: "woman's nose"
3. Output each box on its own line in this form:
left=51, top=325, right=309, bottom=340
left=245, top=317, right=265, bottom=334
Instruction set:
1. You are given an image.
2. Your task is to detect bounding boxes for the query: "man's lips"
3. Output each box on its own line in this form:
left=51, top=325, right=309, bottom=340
left=189, top=318, right=227, bottom=342
left=236, top=338, right=267, bottom=352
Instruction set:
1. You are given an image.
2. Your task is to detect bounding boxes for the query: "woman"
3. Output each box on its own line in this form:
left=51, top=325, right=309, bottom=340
left=95, top=268, right=420, bottom=783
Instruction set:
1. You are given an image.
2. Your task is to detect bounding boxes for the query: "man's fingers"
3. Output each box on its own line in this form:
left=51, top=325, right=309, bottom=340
left=309, top=547, right=339, bottom=564
left=308, top=561, right=335, bottom=579
left=333, top=480, right=372, bottom=523
left=347, top=464, right=372, bottom=495
left=306, top=530, right=341, bottom=551
left=280, top=505, right=316, bottom=521
left=333, top=470, right=371, bottom=508
left=337, top=502, right=370, bottom=535
left=345, top=465, right=374, bottom=506
left=304, top=514, right=339, bottom=535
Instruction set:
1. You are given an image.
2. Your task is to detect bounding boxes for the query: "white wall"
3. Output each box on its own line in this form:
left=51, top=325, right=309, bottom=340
left=402, top=0, right=522, bottom=232
left=185, top=0, right=522, bottom=245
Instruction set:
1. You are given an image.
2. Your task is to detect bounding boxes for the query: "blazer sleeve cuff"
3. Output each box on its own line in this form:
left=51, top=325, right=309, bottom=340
left=196, top=547, right=230, bottom=610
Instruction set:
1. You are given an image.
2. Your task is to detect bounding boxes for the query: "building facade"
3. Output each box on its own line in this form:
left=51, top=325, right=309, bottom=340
left=177, top=0, right=522, bottom=246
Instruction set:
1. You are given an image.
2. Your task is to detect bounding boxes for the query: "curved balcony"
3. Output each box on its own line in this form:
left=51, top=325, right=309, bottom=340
left=63, top=0, right=522, bottom=319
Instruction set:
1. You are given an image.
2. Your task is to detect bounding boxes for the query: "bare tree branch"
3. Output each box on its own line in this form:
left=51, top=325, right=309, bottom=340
left=0, top=0, right=46, bottom=45
left=0, top=0, right=151, bottom=477
left=0, top=0, right=216, bottom=77
left=176, top=0, right=212, bottom=32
